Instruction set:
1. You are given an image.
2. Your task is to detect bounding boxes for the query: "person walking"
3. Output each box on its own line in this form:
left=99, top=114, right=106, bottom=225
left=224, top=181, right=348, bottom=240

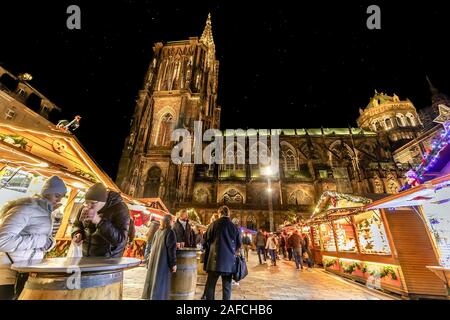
left=71, top=183, right=130, bottom=258
left=303, top=233, right=314, bottom=269
left=286, top=232, right=293, bottom=261
left=280, top=232, right=287, bottom=259
left=290, top=230, right=304, bottom=270
left=265, top=233, right=278, bottom=266
left=242, top=232, right=251, bottom=261
left=204, top=206, right=242, bottom=300
left=0, top=176, right=67, bottom=300
left=255, top=228, right=266, bottom=264
left=172, top=209, right=195, bottom=248
left=144, top=217, right=160, bottom=262
left=142, top=214, right=177, bottom=300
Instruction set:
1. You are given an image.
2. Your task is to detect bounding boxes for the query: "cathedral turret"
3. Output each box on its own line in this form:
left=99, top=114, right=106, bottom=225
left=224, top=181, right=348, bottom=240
left=357, top=91, right=422, bottom=149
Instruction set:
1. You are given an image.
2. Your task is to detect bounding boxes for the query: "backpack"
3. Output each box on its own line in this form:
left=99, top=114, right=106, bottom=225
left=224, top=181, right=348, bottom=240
left=128, top=218, right=136, bottom=243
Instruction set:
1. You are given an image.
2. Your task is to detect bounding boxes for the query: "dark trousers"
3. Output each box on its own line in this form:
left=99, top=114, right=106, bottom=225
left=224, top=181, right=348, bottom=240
left=205, top=272, right=232, bottom=300
left=280, top=246, right=286, bottom=258
left=256, top=246, right=266, bottom=264
left=305, top=249, right=314, bottom=267
left=268, top=249, right=277, bottom=265
left=293, top=247, right=303, bottom=269
left=287, top=247, right=293, bottom=260
left=0, top=285, right=14, bottom=300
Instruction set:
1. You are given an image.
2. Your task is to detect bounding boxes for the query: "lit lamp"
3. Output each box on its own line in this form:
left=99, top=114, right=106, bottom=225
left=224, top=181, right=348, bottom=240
left=262, top=165, right=275, bottom=232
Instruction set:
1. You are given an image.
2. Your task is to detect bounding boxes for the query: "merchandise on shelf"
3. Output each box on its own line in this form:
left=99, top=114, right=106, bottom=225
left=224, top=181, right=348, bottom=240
left=333, top=219, right=357, bottom=252
left=312, top=225, right=321, bottom=248
left=320, top=223, right=336, bottom=251
left=355, top=211, right=391, bottom=255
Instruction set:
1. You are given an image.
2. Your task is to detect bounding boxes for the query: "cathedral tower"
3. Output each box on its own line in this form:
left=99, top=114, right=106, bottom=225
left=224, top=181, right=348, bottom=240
left=117, top=14, right=220, bottom=208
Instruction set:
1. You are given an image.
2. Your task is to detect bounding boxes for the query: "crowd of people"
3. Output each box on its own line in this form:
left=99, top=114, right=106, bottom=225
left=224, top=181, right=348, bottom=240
left=253, top=228, right=314, bottom=270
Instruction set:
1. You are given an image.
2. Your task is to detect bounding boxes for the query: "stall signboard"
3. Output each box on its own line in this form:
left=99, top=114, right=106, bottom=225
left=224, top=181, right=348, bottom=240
left=421, top=186, right=450, bottom=268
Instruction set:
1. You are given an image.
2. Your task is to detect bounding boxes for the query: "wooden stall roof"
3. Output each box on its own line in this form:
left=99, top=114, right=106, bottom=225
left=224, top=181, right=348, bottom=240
left=310, top=191, right=389, bottom=222
left=367, top=174, right=450, bottom=209
left=0, top=122, right=120, bottom=192
left=137, top=198, right=169, bottom=213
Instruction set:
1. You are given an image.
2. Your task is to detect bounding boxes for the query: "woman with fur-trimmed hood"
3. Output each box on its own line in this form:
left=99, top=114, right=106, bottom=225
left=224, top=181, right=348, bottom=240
left=0, top=176, right=67, bottom=300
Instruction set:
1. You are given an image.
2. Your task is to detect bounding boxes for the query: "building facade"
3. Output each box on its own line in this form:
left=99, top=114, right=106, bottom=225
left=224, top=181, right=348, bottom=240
left=117, top=15, right=420, bottom=230
left=0, top=66, right=60, bottom=130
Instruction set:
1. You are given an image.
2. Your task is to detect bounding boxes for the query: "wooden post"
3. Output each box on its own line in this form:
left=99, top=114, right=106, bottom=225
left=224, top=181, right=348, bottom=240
left=350, top=215, right=362, bottom=254
left=379, top=208, right=399, bottom=259
left=56, top=188, right=80, bottom=239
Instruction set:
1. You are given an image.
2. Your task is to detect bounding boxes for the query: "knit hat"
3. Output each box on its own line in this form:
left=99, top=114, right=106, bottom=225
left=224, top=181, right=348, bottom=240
left=41, top=176, right=67, bottom=196
left=85, top=183, right=108, bottom=202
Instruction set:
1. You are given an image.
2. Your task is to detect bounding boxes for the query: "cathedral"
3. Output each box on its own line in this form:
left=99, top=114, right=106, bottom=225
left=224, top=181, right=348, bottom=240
left=116, top=15, right=426, bottom=230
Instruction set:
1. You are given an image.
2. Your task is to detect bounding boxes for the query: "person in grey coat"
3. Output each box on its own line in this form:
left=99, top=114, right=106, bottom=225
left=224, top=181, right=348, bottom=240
left=143, top=217, right=160, bottom=262
left=142, top=214, right=177, bottom=300
left=0, top=176, right=67, bottom=300
left=204, top=206, right=242, bottom=300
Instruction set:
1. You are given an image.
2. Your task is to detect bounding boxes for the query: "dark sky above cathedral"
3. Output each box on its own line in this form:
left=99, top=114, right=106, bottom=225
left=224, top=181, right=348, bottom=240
left=0, top=1, right=449, bottom=179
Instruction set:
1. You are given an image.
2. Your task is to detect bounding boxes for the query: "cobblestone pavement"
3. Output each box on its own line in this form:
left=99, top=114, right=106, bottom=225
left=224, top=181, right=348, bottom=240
left=123, top=251, right=393, bottom=300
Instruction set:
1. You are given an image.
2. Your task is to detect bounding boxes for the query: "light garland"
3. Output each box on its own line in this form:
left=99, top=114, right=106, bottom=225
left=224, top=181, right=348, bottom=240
left=408, top=121, right=450, bottom=185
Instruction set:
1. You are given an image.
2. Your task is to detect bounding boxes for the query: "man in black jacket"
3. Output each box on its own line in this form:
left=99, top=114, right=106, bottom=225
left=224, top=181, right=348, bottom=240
left=204, top=206, right=242, bottom=300
left=72, top=183, right=130, bottom=258
left=172, top=209, right=195, bottom=248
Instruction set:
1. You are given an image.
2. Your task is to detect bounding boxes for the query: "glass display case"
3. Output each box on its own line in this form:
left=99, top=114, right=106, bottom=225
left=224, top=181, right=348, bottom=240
left=312, top=225, right=322, bottom=248
left=354, top=211, right=391, bottom=255
left=319, top=223, right=336, bottom=252
left=333, top=218, right=358, bottom=252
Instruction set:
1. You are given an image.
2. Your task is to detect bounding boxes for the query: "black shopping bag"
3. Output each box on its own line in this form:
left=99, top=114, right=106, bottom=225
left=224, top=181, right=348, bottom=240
left=233, top=255, right=248, bottom=282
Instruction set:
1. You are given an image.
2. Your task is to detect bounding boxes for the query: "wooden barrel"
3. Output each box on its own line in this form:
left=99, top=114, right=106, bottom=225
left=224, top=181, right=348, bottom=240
left=197, top=251, right=207, bottom=286
left=19, top=270, right=123, bottom=300
left=170, top=248, right=198, bottom=300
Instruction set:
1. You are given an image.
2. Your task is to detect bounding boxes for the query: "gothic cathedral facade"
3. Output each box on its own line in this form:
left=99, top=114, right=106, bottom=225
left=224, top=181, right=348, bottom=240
left=117, top=15, right=422, bottom=230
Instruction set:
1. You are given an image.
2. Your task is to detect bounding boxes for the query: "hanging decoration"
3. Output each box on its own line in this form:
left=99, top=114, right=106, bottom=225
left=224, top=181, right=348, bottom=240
left=402, top=120, right=450, bottom=190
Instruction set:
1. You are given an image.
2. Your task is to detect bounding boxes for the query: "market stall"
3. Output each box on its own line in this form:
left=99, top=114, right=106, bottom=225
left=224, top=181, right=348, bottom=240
left=366, top=120, right=450, bottom=297
left=0, top=122, right=159, bottom=259
left=308, top=189, right=448, bottom=298
left=124, top=198, right=171, bottom=259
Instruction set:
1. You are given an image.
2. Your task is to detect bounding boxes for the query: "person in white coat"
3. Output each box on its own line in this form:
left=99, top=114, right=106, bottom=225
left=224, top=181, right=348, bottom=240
left=0, top=175, right=67, bottom=300
left=266, top=233, right=278, bottom=266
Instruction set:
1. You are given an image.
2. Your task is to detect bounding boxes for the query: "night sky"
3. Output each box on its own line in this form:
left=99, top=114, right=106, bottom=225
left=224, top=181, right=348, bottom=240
left=1, top=1, right=449, bottom=179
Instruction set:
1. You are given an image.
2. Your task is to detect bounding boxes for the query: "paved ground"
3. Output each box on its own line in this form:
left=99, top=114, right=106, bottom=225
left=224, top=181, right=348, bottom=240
left=123, top=251, right=393, bottom=300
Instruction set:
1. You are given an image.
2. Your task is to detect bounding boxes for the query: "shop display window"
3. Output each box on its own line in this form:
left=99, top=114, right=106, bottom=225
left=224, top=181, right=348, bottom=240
left=0, top=166, right=46, bottom=203
left=319, top=223, right=336, bottom=251
left=354, top=210, right=391, bottom=255
left=312, top=225, right=321, bottom=248
left=333, top=218, right=358, bottom=252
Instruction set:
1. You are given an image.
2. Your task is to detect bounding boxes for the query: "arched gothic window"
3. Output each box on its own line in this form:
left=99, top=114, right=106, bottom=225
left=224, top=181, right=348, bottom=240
left=156, top=113, right=174, bottom=146
left=143, top=167, right=162, bottom=198
left=222, top=189, right=244, bottom=204
left=282, top=146, right=297, bottom=172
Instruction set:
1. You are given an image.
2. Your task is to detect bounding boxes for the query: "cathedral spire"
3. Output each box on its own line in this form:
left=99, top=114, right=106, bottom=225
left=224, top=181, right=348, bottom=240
left=200, top=13, right=215, bottom=47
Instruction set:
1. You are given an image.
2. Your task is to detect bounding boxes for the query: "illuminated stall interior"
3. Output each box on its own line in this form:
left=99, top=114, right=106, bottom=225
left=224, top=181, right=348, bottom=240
left=308, top=191, right=448, bottom=298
